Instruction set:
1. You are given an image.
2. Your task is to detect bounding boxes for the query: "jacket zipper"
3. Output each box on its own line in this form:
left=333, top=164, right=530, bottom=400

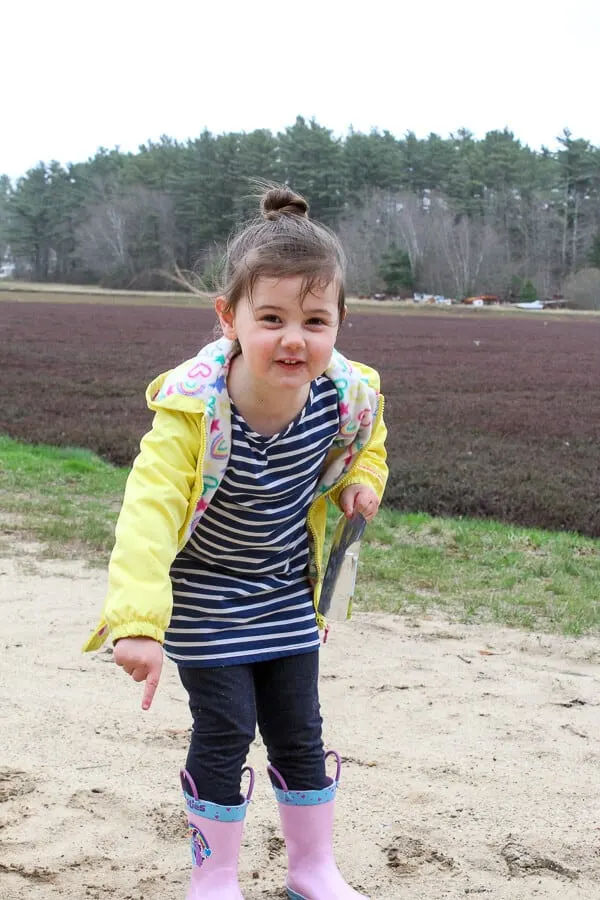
left=307, top=395, right=386, bottom=601
left=177, top=414, right=208, bottom=550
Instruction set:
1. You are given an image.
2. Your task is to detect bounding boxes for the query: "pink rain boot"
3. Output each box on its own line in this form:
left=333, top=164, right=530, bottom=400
left=268, top=751, right=369, bottom=900
left=181, top=766, right=254, bottom=900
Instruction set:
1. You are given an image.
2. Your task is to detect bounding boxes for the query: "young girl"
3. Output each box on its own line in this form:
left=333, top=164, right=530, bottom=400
left=84, top=186, right=388, bottom=900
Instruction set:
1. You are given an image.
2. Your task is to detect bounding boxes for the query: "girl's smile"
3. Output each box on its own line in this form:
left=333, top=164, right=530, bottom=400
left=217, top=274, right=344, bottom=394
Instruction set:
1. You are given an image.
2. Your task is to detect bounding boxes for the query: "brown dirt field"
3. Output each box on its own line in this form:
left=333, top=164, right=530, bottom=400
left=3, top=298, right=600, bottom=535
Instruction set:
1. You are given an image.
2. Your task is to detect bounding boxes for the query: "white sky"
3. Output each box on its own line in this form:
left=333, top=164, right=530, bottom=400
left=2, top=0, right=599, bottom=180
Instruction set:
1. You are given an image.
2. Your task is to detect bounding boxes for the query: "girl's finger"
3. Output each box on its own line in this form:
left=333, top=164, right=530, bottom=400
left=142, top=668, right=161, bottom=711
left=358, top=498, right=378, bottom=521
left=342, top=494, right=356, bottom=517
left=131, top=666, right=148, bottom=683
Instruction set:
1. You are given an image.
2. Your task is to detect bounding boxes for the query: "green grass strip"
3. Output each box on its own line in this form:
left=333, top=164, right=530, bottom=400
left=1, top=436, right=599, bottom=634
left=0, top=435, right=128, bottom=561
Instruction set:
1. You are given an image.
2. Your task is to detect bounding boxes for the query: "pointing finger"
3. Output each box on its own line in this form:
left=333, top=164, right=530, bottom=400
left=142, top=670, right=161, bottom=711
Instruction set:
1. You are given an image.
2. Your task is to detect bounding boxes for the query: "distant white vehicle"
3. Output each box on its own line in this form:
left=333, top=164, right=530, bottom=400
left=0, top=260, right=15, bottom=279
left=516, top=301, right=545, bottom=310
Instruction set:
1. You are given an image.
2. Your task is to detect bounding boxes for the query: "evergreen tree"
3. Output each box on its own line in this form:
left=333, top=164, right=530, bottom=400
left=7, top=164, right=53, bottom=279
left=421, top=132, right=455, bottom=191
left=589, top=228, right=600, bottom=269
left=279, top=117, right=345, bottom=224
left=557, top=129, right=598, bottom=275
left=379, top=245, right=414, bottom=294
left=0, top=174, right=11, bottom=262
left=445, top=129, right=485, bottom=217
left=4, top=118, right=600, bottom=297
left=232, top=129, right=283, bottom=222
left=343, top=129, right=403, bottom=200
left=520, top=279, right=538, bottom=302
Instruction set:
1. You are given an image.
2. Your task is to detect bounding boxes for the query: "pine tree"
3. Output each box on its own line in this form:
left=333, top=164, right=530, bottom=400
left=379, top=245, right=414, bottom=294
left=520, top=279, right=538, bottom=302
left=0, top=174, right=11, bottom=262
left=589, top=228, right=600, bottom=269
left=278, top=117, right=345, bottom=225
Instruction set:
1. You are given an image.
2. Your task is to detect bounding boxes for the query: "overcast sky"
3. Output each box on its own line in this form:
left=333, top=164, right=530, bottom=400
left=2, top=0, right=599, bottom=180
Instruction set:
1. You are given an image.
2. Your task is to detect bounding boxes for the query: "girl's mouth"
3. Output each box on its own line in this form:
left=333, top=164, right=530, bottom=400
left=277, top=359, right=304, bottom=368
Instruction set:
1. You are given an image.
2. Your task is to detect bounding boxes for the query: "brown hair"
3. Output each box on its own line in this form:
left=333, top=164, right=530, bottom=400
left=219, top=185, right=346, bottom=321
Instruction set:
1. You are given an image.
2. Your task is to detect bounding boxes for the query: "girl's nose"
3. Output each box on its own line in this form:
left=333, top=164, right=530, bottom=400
left=281, top=328, right=304, bottom=348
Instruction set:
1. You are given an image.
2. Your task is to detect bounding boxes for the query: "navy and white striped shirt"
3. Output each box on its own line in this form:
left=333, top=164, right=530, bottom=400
left=164, top=375, right=340, bottom=667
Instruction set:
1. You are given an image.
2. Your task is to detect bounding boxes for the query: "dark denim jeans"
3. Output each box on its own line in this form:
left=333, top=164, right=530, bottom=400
left=178, top=650, right=327, bottom=806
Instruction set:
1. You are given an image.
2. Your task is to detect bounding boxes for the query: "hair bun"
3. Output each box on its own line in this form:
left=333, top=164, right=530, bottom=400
left=261, top=188, right=309, bottom=221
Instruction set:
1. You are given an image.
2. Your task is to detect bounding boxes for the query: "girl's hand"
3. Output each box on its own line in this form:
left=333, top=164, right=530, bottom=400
left=339, top=484, right=380, bottom=523
left=113, top=637, right=164, bottom=710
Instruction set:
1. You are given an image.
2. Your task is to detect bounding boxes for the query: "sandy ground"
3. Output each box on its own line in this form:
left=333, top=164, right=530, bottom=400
left=1, top=548, right=600, bottom=900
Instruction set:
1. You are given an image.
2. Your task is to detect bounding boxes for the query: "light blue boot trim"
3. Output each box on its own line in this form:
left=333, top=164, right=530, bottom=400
left=273, top=779, right=338, bottom=806
left=183, top=791, right=249, bottom=822
left=180, top=765, right=254, bottom=822
left=269, top=748, right=341, bottom=806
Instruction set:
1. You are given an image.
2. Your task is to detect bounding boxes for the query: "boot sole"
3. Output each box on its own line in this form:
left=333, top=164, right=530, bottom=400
left=286, top=890, right=309, bottom=900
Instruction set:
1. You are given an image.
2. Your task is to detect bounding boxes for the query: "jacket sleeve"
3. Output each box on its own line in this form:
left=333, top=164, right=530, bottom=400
left=329, top=363, right=389, bottom=508
left=101, top=407, right=202, bottom=644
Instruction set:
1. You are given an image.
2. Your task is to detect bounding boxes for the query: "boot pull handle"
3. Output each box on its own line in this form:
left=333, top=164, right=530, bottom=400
left=181, top=765, right=255, bottom=803
left=268, top=749, right=343, bottom=792
left=267, top=763, right=288, bottom=791
left=241, top=765, right=255, bottom=802
left=180, top=768, right=199, bottom=798
left=325, top=749, right=342, bottom=785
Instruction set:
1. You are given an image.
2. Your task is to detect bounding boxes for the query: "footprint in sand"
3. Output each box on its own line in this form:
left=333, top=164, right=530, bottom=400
left=0, top=767, right=35, bottom=802
left=0, top=861, right=57, bottom=883
left=384, top=834, right=456, bottom=874
left=150, top=802, right=188, bottom=840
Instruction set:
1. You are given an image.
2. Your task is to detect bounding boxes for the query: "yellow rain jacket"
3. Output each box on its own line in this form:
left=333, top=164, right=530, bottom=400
left=84, top=338, right=387, bottom=651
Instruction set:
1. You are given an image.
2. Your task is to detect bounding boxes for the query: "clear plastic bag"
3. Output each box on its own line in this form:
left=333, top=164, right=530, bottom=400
left=318, top=513, right=366, bottom=622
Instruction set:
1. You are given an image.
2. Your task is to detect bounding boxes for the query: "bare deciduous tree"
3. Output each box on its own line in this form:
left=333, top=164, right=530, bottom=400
left=563, top=267, right=600, bottom=309
left=77, top=181, right=174, bottom=285
left=426, top=196, right=506, bottom=299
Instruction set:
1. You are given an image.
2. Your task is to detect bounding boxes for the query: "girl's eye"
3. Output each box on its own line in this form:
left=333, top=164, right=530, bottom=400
left=261, top=315, right=281, bottom=324
left=306, top=318, right=326, bottom=326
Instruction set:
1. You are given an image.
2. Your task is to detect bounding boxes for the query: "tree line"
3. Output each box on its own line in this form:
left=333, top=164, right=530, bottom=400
left=1, top=117, right=600, bottom=305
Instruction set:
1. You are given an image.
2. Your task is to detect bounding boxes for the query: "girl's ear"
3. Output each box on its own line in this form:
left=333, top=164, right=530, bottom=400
left=215, top=297, right=236, bottom=340
left=340, top=305, right=348, bottom=324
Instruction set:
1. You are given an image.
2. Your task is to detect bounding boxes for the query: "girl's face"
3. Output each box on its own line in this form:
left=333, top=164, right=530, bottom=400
left=216, top=275, right=343, bottom=391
